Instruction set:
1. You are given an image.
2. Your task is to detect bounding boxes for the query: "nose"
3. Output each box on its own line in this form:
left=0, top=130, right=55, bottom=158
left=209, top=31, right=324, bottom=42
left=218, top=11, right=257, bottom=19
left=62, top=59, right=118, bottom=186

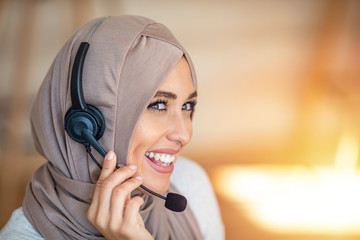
left=166, top=112, right=192, bottom=146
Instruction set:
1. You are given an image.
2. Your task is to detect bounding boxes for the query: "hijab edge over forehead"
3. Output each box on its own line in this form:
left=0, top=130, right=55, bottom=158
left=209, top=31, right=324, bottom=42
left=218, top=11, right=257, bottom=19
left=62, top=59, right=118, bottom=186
left=112, top=22, right=196, bottom=166
left=141, top=23, right=197, bottom=89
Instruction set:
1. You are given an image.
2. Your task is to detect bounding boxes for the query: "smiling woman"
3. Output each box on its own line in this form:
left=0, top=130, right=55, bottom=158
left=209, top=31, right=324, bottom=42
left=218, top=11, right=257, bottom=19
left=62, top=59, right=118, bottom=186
left=129, top=57, right=197, bottom=194
left=0, top=16, right=224, bottom=240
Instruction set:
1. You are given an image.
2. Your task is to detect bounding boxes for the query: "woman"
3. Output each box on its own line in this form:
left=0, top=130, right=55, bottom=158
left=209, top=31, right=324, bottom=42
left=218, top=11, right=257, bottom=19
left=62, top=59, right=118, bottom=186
left=0, top=16, right=224, bottom=239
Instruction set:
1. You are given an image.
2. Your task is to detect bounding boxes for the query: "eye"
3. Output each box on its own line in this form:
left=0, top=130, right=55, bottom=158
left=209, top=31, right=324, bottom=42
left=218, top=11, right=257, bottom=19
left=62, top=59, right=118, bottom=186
left=182, top=100, right=197, bottom=111
left=147, top=100, right=168, bottom=112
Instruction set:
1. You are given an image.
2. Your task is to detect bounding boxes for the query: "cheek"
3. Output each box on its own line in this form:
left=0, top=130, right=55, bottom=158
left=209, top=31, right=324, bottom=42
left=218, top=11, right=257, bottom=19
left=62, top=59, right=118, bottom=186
left=128, top=116, right=163, bottom=165
left=186, top=115, right=194, bottom=141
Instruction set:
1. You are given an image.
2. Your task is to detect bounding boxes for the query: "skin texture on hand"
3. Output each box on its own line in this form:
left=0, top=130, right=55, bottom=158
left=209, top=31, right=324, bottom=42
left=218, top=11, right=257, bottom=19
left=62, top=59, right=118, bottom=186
left=87, top=151, right=154, bottom=240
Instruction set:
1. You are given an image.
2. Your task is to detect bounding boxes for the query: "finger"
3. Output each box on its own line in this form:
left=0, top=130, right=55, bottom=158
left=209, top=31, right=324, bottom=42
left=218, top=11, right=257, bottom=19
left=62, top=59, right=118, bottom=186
left=122, top=195, right=145, bottom=227
left=109, top=176, right=143, bottom=226
left=97, top=165, right=138, bottom=222
left=93, top=151, right=117, bottom=203
left=99, top=151, right=117, bottom=181
left=88, top=150, right=117, bottom=221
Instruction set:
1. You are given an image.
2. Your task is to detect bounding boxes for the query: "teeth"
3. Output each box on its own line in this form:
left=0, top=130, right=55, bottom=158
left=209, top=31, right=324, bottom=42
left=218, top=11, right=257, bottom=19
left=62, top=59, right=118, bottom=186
left=155, top=162, right=171, bottom=167
left=145, top=151, right=175, bottom=165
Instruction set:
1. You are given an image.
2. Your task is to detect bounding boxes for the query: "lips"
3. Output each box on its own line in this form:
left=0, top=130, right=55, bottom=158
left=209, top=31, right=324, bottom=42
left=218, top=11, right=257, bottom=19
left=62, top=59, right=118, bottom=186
left=145, top=152, right=175, bottom=166
left=144, top=150, right=178, bottom=174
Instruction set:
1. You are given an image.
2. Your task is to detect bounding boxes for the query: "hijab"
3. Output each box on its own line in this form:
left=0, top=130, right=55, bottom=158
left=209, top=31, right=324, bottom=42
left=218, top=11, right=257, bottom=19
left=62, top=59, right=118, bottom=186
left=23, top=15, right=203, bottom=240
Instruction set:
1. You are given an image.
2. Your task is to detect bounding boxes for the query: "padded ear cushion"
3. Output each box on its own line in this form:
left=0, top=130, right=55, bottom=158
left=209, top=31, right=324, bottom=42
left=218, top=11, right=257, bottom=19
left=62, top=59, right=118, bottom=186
left=64, top=104, right=105, bottom=144
left=86, top=105, right=105, bottom=139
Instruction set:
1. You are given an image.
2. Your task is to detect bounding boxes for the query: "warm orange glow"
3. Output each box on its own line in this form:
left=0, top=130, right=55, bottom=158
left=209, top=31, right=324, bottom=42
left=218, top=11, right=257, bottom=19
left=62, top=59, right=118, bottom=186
left=214, top=133, right=360, bottom=235
left=334, top=131, right=359, bottom=174
left=214, top=165, right=360, bottom=234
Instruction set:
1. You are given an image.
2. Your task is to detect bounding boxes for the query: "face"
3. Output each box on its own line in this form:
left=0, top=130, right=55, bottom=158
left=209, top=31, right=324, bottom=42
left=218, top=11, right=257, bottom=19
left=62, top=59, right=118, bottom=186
left=128, top=57, right=197, bottom=194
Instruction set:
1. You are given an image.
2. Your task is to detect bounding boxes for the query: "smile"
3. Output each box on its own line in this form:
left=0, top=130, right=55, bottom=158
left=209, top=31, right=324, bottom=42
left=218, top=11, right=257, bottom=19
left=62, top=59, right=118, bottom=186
left=145, top=151, right=175, bottom=167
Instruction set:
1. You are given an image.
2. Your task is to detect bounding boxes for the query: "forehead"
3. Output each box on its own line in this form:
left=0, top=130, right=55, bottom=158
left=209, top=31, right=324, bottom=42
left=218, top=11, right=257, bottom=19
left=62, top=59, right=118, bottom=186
left=157, top=57, right=195, bottom=95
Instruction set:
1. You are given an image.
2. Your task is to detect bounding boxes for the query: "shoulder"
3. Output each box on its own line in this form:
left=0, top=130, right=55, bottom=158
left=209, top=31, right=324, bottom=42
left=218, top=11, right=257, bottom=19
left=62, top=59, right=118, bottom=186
left=170, top=157, right=213, bottom=202
left=171, top=157, right=225, bottom=240
left=171, top=156, right=208, bottom=184
left=0, top=207, right=44, bottom=240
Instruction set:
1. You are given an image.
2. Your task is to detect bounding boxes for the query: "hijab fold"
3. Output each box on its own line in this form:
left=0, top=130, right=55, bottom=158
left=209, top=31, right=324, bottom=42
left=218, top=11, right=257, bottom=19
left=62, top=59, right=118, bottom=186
left=23, top=16, right=202, bottom=240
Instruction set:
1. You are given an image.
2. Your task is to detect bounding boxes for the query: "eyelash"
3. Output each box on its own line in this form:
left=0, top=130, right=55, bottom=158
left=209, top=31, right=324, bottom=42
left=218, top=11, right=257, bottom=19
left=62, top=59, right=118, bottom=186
left=147, top=99, right=168, bottom=112
left=147, top=99, right=197, bottom=112
left=182, top=100, right=197, bottom=111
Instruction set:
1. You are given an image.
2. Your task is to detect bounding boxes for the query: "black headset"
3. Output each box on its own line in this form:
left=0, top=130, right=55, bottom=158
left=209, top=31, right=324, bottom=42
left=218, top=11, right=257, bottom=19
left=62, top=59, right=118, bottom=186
left=63, top=18, right=187, bottom=212
left=64, top=41, right=105, bottom=154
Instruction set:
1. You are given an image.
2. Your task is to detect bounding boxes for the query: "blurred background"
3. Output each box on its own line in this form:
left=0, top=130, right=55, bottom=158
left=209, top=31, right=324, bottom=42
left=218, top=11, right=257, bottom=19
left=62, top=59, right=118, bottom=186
left=1, top=0, right=360, bottom=239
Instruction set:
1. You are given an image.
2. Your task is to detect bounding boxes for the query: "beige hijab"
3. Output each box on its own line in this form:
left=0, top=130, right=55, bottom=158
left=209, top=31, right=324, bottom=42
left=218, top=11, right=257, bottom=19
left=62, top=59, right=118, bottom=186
left=23, top=16, right=203, bottom=240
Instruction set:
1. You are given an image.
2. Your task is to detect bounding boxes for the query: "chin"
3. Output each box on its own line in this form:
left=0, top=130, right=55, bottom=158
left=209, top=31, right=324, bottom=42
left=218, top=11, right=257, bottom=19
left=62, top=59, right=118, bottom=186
left=138, top=154, right=176, bottom=194
left=142, top=173, right=172, bottom=195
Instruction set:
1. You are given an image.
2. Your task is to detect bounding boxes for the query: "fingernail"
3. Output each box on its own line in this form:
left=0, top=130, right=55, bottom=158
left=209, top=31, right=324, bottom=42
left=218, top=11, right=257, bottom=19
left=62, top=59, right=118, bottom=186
left=135, top=176, right=143, bottom=180
left=105, top=151, right=114, bottom=160
left=128, top=165, right=137, bottom=170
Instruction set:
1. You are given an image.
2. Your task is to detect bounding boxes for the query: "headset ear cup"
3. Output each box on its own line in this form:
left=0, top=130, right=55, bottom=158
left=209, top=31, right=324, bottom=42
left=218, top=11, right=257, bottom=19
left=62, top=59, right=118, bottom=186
left=86, top=105, right=105, bottom=140
left=64, top=105, right=105, bottom=144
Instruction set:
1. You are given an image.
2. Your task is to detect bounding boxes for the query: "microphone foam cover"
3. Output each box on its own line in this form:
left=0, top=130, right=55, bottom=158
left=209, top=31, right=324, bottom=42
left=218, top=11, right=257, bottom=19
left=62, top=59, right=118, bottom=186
left=165, top=193, right=187, bottom=212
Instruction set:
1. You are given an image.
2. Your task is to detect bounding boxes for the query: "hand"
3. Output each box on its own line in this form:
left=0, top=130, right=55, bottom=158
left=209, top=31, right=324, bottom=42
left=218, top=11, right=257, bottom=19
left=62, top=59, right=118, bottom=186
left=87, top=151, right=153, bottom=240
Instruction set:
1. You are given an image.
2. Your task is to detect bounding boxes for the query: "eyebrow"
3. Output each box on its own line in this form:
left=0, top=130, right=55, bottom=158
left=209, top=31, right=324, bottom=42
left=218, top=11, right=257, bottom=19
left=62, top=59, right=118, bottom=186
left=187, top=91, right=197, bottom=100
left=154, top=91, right=197, bottom=100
